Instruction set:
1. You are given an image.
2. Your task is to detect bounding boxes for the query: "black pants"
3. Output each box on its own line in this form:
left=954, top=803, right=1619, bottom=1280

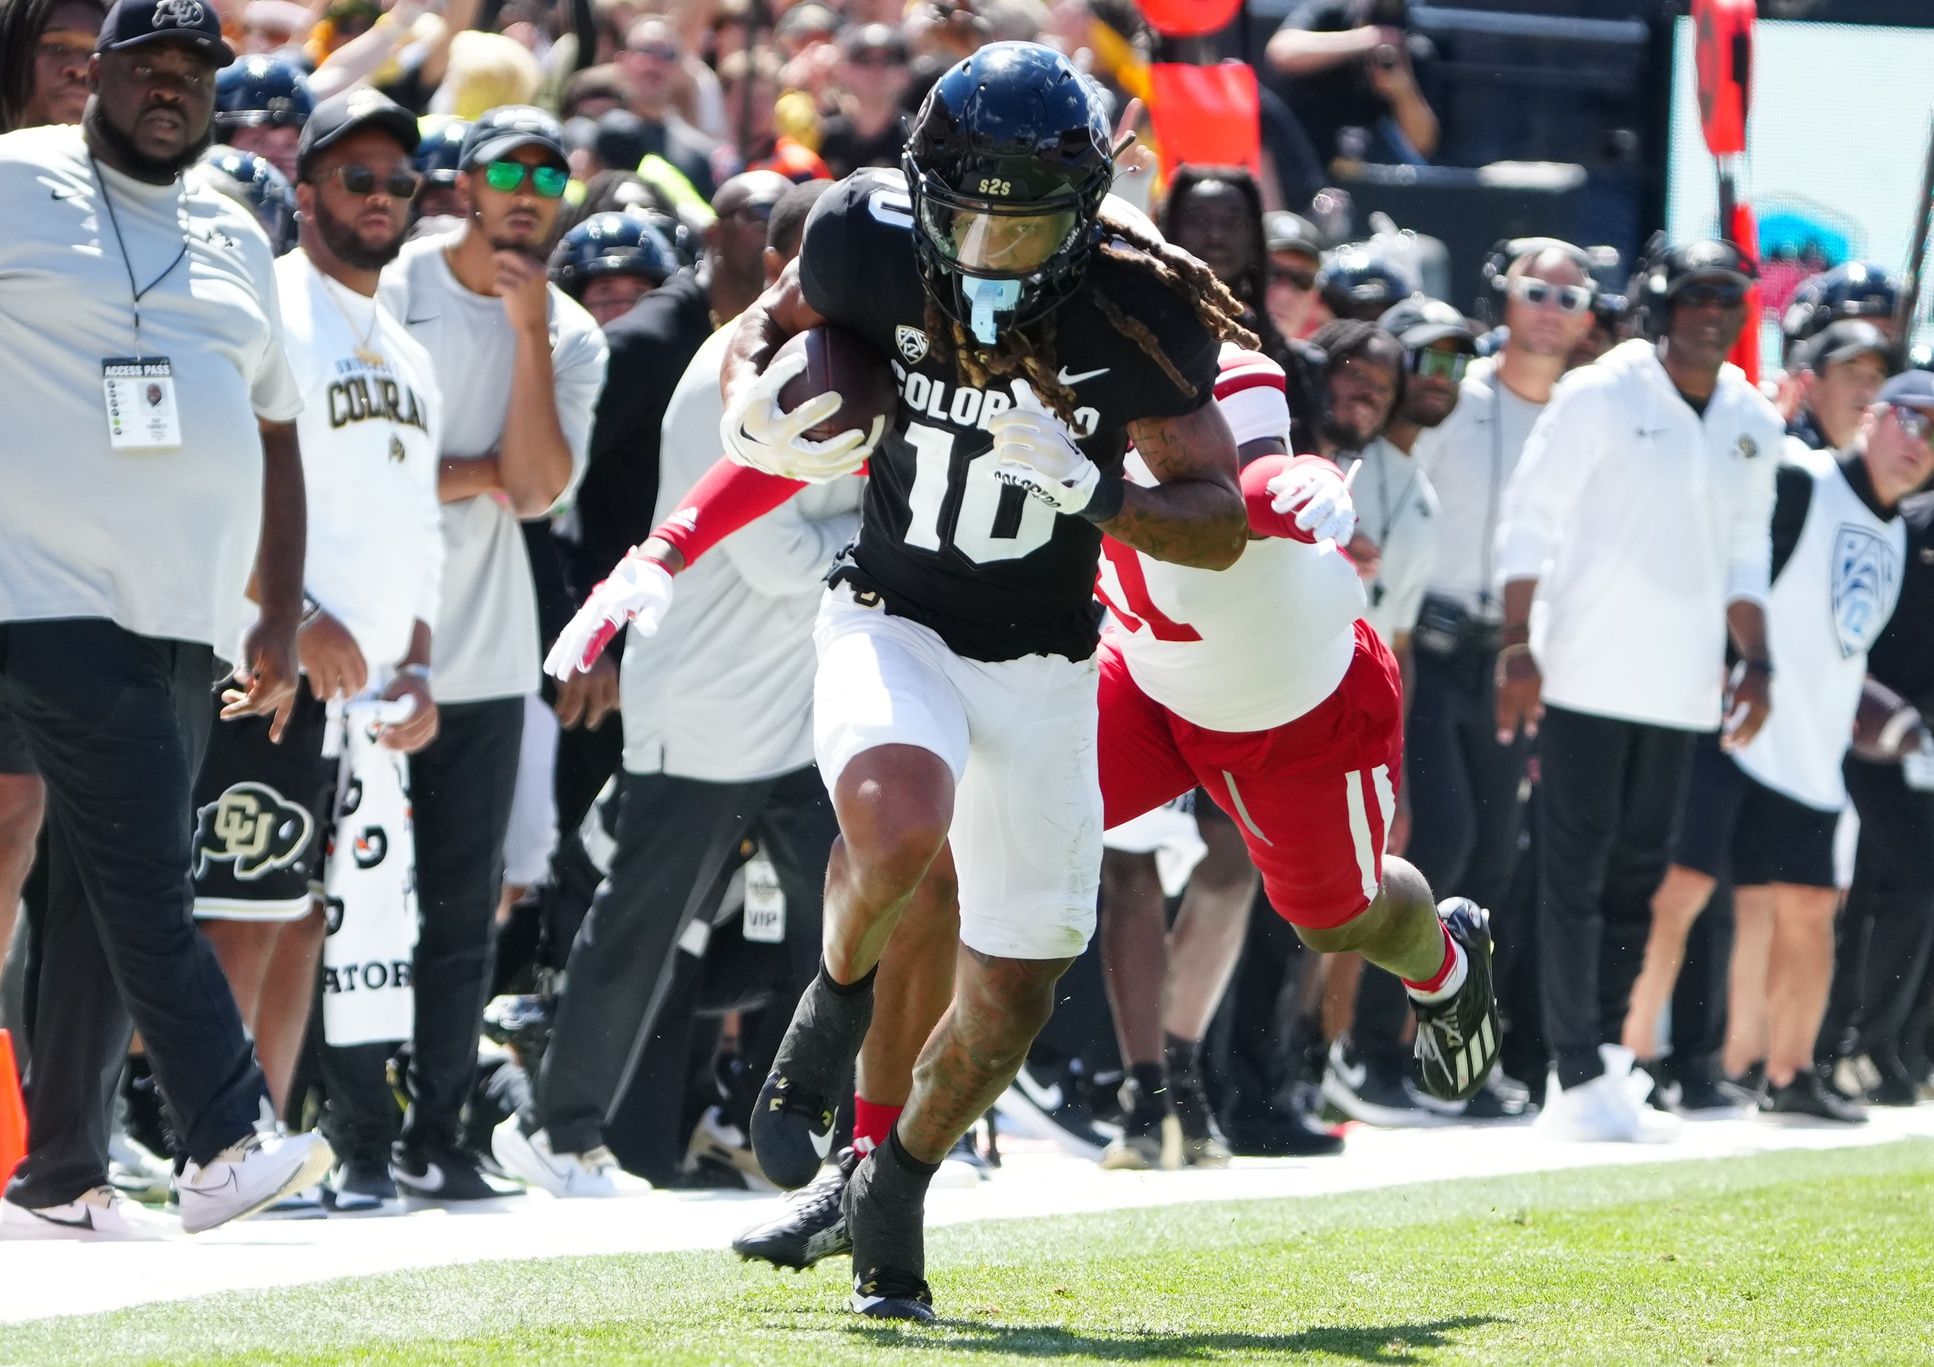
left=1209, top=884, right=1319, bottom=1127
left=1536, top=706, right=1697, bottom=1088
left=319, top=696, right=523, bottom=1161
left=0, top=620, right=267, bottom=1205
left=1353, top=637, right=1532, bottom=1069
left=1829, top=756, right=1934, bottom=1065
left=534, top=764, right=836, bottom=1155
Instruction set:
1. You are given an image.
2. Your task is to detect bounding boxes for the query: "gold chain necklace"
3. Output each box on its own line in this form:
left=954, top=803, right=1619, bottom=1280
left=317, top=268, right=386, bottom=368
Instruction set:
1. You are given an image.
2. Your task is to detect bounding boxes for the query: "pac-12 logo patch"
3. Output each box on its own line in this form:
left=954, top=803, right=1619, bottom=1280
left=895, top=325, right=929, bottom=365
left=1831, top=524, right=1899, bottom=658
left=193, top=782, right=312, bottom=880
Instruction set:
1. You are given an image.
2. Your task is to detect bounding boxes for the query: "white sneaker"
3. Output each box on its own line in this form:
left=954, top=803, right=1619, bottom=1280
left=492, top=1116, right=647, bottom=1197
left=176, top=1130, right=336, bottom=1233
left=1535, top=1047, right=1681, bottom=1144
left=1, top=1184, right=178, bottom=1239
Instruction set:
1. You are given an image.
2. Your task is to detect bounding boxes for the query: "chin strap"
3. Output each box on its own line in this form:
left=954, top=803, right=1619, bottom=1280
left=961, top=275, right=1023, bottom=346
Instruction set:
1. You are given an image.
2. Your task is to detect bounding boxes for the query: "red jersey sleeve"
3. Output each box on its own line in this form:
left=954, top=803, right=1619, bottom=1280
left=649, top=458, right=811, bottom=565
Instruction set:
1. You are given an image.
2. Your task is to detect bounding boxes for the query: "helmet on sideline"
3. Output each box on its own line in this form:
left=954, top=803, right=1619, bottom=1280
left=197, top=146, right=298, bottom=255
left=549, top=212, right=681, bottom=296
left=214, top=56, right=315, bottom=132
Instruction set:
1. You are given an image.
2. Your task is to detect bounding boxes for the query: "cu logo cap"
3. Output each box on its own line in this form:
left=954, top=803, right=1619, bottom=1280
left=94, top=0, right=236, bottom=63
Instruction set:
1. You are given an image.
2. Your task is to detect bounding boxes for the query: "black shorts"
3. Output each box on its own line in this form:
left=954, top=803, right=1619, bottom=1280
left=190, top=691, right=335, bottom=921
left=1674, top=735, right=1839, bottom=890
left=0, top=700, right=35, bottom=776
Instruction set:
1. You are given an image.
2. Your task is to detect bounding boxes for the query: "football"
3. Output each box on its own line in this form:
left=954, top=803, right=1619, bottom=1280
left=773, top=325, right=899, bottom=445
left=1850, top=678, right=1926, bottom=764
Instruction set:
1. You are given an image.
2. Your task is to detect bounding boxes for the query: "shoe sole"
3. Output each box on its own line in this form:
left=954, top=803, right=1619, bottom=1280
left=851, top=1293, right=936, bottom=1322
left=180, top=1138, right=336, bottom=1235
left=1415, top=912, right=1501, bottom=1104
left=1320, top=1075, right=1454, bottom=1129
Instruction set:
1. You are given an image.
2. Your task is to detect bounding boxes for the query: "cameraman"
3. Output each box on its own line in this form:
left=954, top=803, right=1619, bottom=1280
left=1265, top=0, right=1438, bottom=167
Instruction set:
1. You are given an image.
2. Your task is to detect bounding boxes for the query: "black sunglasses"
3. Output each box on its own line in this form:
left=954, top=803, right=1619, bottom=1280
left=1675, top=281, right=1747, bottom=310
left=325, top=164, right=422, bottom=200
left=1272, top=265, right=1317, bottom=291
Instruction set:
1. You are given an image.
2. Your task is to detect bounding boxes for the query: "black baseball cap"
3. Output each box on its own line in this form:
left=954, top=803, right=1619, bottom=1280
left=296, top=87, right=420, bottom=181
left=1264, top=210, right=1325, bottom=259
left=1801, top=319, right=1897, bottom=375
left=1878, top=369, right=1934, bottom=411
left=459, top=105, right=569, bottom=172
left=96, top=0, right=235, bottom=65
left=1379, top=295, right=1477, bottom=353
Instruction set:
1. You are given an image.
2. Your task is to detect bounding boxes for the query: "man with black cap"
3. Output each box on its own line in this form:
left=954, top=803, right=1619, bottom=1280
left=184, top=87, right=445, bottom=1213
left=355, top=102, right=607, bottom=1201
left=1626, top=370, right=1930, bottom=1123
left=1262, top=210, right=1327, bottom=342
left=1495, top=240, right=1783, bottom=1143
left=0, top=0, right=330, bottom=1235
left=818, top=24, right=913, bottom=180
left=1787, top=319, right=1894, bottom=454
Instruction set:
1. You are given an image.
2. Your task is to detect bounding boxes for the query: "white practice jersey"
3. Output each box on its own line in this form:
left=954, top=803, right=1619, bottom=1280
left=1096, top=345, right=1366, bottom=733
left=274, top=251, right=444, bottom=673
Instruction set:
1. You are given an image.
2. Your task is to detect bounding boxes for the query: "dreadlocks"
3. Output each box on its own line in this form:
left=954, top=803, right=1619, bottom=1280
left=1160, top=165, right=1289, bottom=368
left=0, top=0, right=106, bottom=135
left=921, top=202, right=1258, bottom=431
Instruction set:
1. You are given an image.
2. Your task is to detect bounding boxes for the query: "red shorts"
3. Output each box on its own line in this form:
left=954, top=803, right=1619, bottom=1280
left=1099, top=619, right=1404, bottom=929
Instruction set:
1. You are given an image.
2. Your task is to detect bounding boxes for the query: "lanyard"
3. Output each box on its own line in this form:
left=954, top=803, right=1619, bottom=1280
left=88, top=153, right=190, bottom=359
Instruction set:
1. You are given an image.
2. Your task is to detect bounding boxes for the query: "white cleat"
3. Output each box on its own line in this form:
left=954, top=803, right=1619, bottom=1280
left=175, top=1130, right=336, bottom=1234
left=1, top=1184, right=179, bottom=1240
left=492, top=1116, right=648, bottom=1197
left=1535, top=1046, right=1681, bottom=1144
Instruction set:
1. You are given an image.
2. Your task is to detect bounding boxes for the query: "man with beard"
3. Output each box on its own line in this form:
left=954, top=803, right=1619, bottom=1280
left=1496, top=241, right=1781, bottom=1143
left=331, top=103, right=606, bottom=1202
left=0, top=0, right=331, bottom=1236
left=187, top=88, right=444, bottom=1214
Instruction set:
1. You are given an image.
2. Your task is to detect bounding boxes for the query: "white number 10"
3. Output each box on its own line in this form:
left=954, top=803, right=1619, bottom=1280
left=901, top=421, right=1055, bottom=564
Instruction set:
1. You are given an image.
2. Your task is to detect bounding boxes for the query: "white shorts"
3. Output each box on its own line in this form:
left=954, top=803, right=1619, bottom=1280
left=812, top=585, right=1102, bottom=960
left=502, top=693, right=560, bottom=889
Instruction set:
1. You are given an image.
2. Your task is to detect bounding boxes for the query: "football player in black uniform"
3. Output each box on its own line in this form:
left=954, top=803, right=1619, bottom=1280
left=548, top=41, right=1256, bottom=1320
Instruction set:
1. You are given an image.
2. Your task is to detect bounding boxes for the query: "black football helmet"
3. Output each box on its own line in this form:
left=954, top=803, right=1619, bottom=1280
left=1318, top=246, right=1419, bottom=322
left=1781, top=261, right=1902, bottom=352
left=214, top=57, right=315, bottom=133
left=198, top=146, right=298, bottom=255
left=413, top=116, right=471, bottom=188
left=548, top=213, right=681, bottom=296
left=901, top=41, right=1113, bottom=347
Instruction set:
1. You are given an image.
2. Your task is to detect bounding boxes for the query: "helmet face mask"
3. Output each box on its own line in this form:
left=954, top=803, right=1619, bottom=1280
left=901, top=42, right=1113, bottom=348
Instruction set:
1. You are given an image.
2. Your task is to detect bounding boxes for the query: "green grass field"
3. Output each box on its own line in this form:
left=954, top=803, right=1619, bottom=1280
left=8, top=1141, right=1932, bottom=1366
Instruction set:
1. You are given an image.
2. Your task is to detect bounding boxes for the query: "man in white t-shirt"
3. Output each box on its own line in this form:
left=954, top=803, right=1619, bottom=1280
left=363, top=102, right=608, bottom=1201
left=184, top=89, right=445, bottom=1214
left=1495, top=240, right=1782, bottom=1143
left=0, top=0, right=330, bottom=1237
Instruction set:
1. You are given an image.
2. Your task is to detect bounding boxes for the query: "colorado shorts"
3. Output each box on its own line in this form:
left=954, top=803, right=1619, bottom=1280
left=812, top=583, right=1102, bottom=960
left=191, top=690, right=334, bottom=921
left=1673, top=734, right=1839, bottom=890
left=1098, top=618, right=1404, bottom=929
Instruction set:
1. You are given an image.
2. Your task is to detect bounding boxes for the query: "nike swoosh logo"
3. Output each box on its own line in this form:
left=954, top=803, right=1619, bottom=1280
left=1057, top=366, right=1110, bottom=385
left=1012, top=1071, right=1064, bottom=1112
left=404, top=315, right=438, bottom=326
left=28, top=1207, right=94, bottom=1229
left=178, top=1169, right=239, bottom=1200
left=809, top=1126, right=834, bottom=1159
left=403, top=1161, right=447, bottom=1192
left=50, top=186, right=82, bottom=201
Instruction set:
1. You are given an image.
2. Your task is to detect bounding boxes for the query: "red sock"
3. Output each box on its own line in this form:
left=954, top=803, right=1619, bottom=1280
left=852, top=1095, right=902, bottom=1155
left=1402, top=921, right=1462, bottom=997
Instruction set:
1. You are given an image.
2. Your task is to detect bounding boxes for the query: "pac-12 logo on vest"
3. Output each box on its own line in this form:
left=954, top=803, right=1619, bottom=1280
left=1831, top=524, right=1901, bottom=658
left=151, top=0, right=207, bottom=27
left=193, top=782, right=313, bottom=880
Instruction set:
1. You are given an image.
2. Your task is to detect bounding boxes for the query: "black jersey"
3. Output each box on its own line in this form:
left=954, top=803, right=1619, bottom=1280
left=797, top=169, right=1220, bottom=662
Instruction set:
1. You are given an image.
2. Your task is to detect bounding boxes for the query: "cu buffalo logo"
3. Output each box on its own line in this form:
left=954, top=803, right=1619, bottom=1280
left=150, top=0, right=207, bottom=27
left=193, top=782, right=312, bottom=880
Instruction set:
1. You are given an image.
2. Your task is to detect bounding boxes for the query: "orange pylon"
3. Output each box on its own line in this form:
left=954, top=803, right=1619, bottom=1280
left=0, top=1028, right=26, bottom=1185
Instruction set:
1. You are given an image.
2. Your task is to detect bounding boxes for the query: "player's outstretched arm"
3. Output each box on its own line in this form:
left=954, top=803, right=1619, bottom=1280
left=1108, top=403, right=1248, bottom=570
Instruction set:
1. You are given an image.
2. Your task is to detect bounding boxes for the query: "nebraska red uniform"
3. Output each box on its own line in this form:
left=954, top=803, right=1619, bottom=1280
left=1095, top=346, right=1403, bottom=928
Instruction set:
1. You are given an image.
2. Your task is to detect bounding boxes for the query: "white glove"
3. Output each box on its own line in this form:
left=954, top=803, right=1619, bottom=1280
left=543, top=555, right=675, bottom=680
left=719, top=351, right=881, bottom=485
left=1267, top=461, right=1358, bottom=544
left=988, top=406, right=1105, bottom=516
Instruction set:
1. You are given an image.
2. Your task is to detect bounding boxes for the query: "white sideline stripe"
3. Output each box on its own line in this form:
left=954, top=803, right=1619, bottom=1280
left=1345, top=770, right=1377, bottom=902
left=2, top=1111, right=1931, bottom=1325
left=1221, top=770, right=1274, bottom=847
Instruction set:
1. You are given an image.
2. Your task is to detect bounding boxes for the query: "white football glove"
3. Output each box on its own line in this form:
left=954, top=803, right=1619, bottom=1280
left=544, top=555, right=675, bottom=680
left=1266, top=461, right=1358, bottom=544
left=987, top=406, right=1105, bottom=517
left=719, top=351, right=881, bottom=485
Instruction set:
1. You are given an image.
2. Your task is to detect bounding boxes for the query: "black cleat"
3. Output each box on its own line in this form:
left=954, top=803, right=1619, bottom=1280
left=1764, top=1070, right=1868, bottom=1124
left=751, top=971, right=875, bottom=1189
left=389, top=1141, right=508, bottom=1202
left=732, top=1148, right=857, bottom=1270
left=1169, top=1072, right=1232, bottom=1168
left=851, top=1266, right=936, bottom=1322
left=1224, top=1105, right=1344, bottom=1157
left=1411, top=898, right=1501, bottom=1104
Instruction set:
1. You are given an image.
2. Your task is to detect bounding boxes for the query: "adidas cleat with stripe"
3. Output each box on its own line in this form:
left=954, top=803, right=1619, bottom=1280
left=732, top=1147, right=857, bottom=1270
left=852, top=1266, right=936, bottom=1322
left=1411, top=898, right=1500, bottom=1104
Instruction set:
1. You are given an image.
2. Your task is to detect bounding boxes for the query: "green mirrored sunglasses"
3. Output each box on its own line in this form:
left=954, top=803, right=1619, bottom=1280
left=484, top=160, right=569, bottom=198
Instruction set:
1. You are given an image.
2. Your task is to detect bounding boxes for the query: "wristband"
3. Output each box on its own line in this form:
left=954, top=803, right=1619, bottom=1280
left=1741, top=659, right=1773, bottom=678
left=399, top=663, right=433, bottom=682
left=298, top=595, right=324, bottom=630
left=1075, top=467, right=1125, bottom=524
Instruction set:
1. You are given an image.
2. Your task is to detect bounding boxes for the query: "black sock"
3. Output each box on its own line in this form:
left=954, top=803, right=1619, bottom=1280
left=1129, top=1062, right=1169, bottom=1107
left=821, top=959, right=878, bottom=997
left=1164, top=1032, right=1203, bottom=1081
left=885, top=1125, right=941, bottom=1180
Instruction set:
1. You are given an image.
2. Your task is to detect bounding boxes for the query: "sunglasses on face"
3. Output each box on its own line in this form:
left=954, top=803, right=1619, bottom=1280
left=720, top=199, right=777, bottom=224
left=1890, top=403, right=1934, bottom=446
left=1407, top=348, right=1469, bottom=381
left=1674, top=282, right=1748, bottom=310
left=483, top=160, right=569, bottom=198
left=1510, top=276, right=1594, bottom=314
left=848, top=50, right=905, bottom=68
left=326, top=164, right=422, bottom=200
left=628, top=41, right=679, bottom=60
left=1271, top=265, right=1317, bottom=292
